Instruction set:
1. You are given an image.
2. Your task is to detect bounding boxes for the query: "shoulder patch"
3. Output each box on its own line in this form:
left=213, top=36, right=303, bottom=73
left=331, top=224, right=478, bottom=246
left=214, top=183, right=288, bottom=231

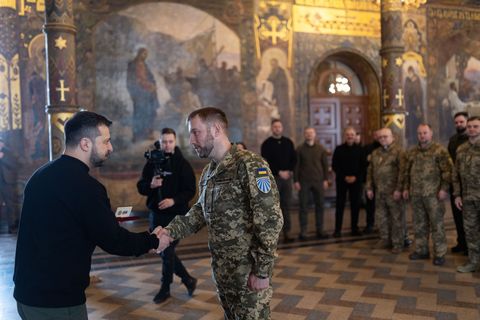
left=255, top=167, right=271, bottom=193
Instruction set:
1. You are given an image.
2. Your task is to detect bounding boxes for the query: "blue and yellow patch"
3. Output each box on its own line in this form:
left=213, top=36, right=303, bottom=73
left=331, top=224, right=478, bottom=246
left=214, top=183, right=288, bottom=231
left=255, top=168, right=271, bottom=193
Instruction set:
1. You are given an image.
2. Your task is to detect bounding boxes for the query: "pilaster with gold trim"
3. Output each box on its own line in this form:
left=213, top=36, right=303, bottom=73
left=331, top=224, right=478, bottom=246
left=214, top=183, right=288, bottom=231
left=44, top=0, right=80, bottom=160
left=0, top=2, right=22, bottom=134
left=380, top=0, right=405, bottom=144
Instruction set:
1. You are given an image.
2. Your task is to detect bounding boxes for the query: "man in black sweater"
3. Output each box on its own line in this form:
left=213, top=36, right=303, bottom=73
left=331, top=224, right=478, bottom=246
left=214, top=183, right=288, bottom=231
left=332, top=127, right=367, bottom=237
left=447, top=111, right=469, bottom=255
left=14, top=111, right=161, bottom=320
left=137, top=128, right=197, bottom=303
left=261, top=119, right=296, bottom=243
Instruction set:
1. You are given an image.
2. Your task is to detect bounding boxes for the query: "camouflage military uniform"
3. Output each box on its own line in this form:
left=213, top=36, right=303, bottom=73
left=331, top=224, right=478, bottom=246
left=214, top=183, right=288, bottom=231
left=404, top=142, right=452, bottom=258
left=165, top=145, right=283, bottom=319
left=366, top=143, right=405, bottom=250
left=453, top=140, right=480, bottom=266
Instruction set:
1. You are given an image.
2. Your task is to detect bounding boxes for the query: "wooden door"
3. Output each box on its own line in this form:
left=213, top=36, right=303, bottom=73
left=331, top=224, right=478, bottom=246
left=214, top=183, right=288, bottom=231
left=309, top=96, right=368, bottom=197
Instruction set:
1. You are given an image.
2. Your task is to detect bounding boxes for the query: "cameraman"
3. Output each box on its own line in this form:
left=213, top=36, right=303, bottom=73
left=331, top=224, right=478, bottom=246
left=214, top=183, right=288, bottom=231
left=137, top=128, right=197, bottom=304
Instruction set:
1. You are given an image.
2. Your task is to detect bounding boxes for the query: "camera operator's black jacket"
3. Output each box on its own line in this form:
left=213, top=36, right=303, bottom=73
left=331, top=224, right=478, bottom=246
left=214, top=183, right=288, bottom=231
left=137, top=147, right=196, bottom=227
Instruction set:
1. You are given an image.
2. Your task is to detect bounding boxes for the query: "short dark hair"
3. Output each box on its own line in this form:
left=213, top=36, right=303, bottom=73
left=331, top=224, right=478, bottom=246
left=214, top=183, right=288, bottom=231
left=161, top=128, right=176, bottom=137
left=454, top=111, right=469, bottom=120
left=64, top=111, right=112, bottom=148
left=271, top=119, right=281, bottom=126
left=187, top=107, right=228, bottom=129
left=467, top=115, right=480, bottom=122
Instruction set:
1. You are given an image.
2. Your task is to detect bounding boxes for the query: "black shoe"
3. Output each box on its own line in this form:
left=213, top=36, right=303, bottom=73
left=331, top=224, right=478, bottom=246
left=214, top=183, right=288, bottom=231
left=284, top=235, right=294, bottom=244
left=404, top=238, right=413, bottom=248
left=153, top=286, right=170, bottom=304
left=433, top=256, right=445, bottom=266
left=333, top=231, right=342, bottom=238
left=351, top=230, right=363, bottom=236
left=316, top=232, right=329, bottom=240
left=409, top=252, right=430, bottom=260
left=183, top=277, right=197, bottom=297
left=299, top=234, right=307, bottom=241
left=363, top=226, right=374, bottom=234
left=451, top=245, right=466, bottom=253
left=8, top=226, right=18, bottom=234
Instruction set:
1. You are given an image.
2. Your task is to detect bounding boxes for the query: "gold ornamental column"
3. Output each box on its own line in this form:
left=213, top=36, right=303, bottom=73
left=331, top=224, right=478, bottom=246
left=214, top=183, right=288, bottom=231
left=43, top=0, right=80, bottom=160
left=379, top=0, right=405, bottom=145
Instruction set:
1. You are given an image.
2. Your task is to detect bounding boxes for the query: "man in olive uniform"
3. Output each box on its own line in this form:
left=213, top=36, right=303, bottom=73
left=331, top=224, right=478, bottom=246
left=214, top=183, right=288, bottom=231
left=155, top=107, right=283, bottom=319
left=453, top=116, right=480, bottom=273
left=366, top=128, right=405, bottom=254
left=403, top=124, right=452, bottom=266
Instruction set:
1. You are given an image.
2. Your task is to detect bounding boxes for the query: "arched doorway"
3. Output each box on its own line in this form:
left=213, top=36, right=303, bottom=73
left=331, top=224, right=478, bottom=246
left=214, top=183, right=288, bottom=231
left=308, top=52, right=381, bottom=196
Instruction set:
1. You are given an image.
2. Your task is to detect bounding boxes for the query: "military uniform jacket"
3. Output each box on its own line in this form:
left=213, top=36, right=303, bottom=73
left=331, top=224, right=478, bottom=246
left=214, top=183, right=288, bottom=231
left=366, top=143, right=405, bottom=195
left=404, top=142, right=452, bottom=197
left=453, top=139, right=480, bottom=201
left=165, top=145, right=283, bottom=278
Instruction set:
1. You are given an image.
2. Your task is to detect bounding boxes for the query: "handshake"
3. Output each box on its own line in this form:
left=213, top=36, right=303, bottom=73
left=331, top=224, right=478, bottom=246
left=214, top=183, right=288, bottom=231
left=151, top=226, right=174, bottom=253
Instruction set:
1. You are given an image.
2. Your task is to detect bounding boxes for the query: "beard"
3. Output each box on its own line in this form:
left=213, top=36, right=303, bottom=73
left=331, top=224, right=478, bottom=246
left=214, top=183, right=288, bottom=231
left=456, top=126, right=466, bottom=134
left=90, top=145, right=110, bottom=167
left=193, top=131, right=214, bottom=158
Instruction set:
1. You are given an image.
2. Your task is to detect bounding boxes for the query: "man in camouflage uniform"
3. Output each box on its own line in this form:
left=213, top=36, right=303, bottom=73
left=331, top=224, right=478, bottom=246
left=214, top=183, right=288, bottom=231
left=366, top=128, right=405, bottom=254
left=403, top=124, right=452, bottom=266
left=155, top=107, right=283, bottom=319
left=453, top=116, right=480, bottom=273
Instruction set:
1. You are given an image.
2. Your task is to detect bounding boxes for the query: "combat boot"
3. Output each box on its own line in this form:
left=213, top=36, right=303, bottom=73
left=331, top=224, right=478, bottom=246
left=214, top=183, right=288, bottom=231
left=457, top=262, right=478, bottom=273
left=183, top=277, right=197, bottom=297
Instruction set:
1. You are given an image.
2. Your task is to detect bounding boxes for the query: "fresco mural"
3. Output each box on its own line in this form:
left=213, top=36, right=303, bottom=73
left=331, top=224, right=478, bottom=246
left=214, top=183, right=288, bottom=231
left=256, top=48, right=293, bottom=142
left=427, top=5, right=480, bottom=143
left=93, top=2, right=241, bottom=169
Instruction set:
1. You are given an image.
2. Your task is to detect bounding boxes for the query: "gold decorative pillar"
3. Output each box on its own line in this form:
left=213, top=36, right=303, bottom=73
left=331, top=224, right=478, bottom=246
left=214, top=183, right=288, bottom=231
left=380, top=0, right=405, bottom=144
left=43, top=0, right=80, bottom=160
left=0, top=2, right=22, bottom=135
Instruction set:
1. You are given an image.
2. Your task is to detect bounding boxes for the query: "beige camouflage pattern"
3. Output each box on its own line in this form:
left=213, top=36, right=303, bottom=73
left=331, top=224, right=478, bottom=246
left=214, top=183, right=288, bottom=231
left=404, top=142, right=452, bottom=197
left=165, top=145, right=283, bottom=319
left=404, top=142, right=452, bottom=258
left=366, top=143, right=405, bottom=249
left=453, top=140, right=480, bottom=265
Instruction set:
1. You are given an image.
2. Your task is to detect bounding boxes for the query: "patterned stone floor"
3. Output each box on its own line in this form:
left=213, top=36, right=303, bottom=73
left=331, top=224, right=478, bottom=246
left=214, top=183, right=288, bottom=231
left=1, top=207, right=480, bottom=319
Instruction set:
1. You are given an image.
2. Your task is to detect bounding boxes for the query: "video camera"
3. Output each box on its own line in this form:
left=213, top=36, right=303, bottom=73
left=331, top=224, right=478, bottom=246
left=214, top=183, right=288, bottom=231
left=144, top=141, right=173, bottom=178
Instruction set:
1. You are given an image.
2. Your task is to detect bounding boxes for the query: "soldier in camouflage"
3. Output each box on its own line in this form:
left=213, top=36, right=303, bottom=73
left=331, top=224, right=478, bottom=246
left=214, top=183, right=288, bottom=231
left=403, top=124, right=452, bottom=266
left=366, top=128, right=406, bottom=254
left=154, top=107, right=283, bottom=319
left=453, top=116, right=480, bottom=273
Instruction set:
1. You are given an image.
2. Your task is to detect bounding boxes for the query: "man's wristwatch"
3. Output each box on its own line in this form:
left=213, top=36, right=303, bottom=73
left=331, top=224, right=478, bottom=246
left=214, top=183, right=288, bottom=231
left=256, top=275, right=268, bottom=279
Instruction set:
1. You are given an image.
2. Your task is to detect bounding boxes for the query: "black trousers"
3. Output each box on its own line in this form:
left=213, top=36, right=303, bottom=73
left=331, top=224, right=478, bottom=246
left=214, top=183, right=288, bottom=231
left=275, top=176, right=292, bottom=233
left=160, top=240, right=191, bottom=286
left=335, top=180, right=361, bottom=233
left=450, top=191, right=467, bottom=249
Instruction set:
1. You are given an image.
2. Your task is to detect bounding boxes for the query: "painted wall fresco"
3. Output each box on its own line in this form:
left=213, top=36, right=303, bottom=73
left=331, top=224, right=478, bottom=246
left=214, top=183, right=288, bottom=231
left=92, top=2, right=241, bottom=169
left=401, top=12, right=427, bottom=146
left=427, top=5, right=480, bottom=143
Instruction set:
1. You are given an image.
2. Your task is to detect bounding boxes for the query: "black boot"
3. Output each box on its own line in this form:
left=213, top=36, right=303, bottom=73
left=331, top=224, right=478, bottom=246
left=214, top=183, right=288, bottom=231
left=183, top=277, right=197, bottom=297
left=153, top=285, right=170, bottom=304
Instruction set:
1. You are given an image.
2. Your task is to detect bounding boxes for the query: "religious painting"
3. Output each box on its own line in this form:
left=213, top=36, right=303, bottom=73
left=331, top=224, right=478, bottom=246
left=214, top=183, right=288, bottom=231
left=427, top=6, right=480, bottom=142
left=256, top=48, right=293, bottom=142
left=93, top=2, right=241, bottom=169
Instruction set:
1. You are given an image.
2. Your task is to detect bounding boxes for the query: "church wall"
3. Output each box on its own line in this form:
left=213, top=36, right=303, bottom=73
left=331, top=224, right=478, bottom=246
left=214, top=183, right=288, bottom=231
left=426, top=4, right=480, bottom=143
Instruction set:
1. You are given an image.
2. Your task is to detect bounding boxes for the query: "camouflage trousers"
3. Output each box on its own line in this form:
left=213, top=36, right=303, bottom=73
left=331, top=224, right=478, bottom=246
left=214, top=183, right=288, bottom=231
left=411, top=196, right=447, bottom=257
left=212, top=250, right=272, bottom=320
left=375, top=193, right=405, bottom=249
left=462, top=200, right=480, bottom=265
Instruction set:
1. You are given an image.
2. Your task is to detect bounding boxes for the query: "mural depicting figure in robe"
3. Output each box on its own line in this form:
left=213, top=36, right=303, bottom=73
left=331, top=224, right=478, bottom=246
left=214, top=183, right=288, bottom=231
left=404, top=66, right=424, bottom=145
left=127, top=48, right=159, bottom=142
left=267, top=58, right=291, bottom=134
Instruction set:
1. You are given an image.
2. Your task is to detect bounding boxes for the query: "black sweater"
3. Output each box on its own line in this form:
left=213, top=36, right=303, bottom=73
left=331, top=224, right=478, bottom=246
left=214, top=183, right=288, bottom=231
left=332, top=143, right=367, bottom=182
left=137, top=147, right=196, bottom=227
left=260, top=136, right=296, bottom=176
left=14, top=155, right=159, bottom=308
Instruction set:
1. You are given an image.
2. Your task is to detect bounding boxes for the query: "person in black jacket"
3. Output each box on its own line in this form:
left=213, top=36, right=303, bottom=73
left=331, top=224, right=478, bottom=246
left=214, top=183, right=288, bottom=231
left=332, top=127, right=367, bottom=237
left=0, top=137, right=21, bottom=233
left=13, top=111, right=161, bottom=320
left=137, top=128, right=197, bottom=304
